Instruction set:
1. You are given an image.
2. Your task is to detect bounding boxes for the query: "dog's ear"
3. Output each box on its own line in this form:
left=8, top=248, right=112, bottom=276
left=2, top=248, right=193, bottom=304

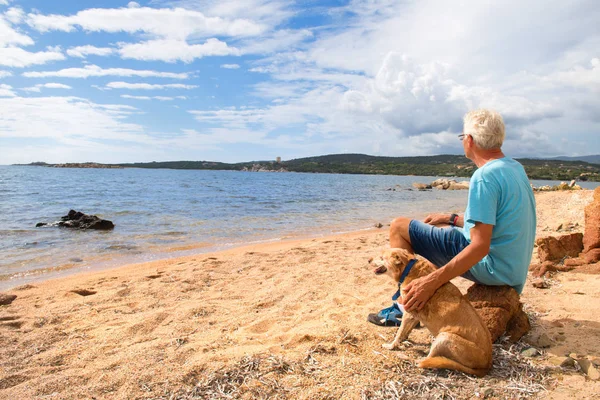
left=391, top=248, right=412, bottom=266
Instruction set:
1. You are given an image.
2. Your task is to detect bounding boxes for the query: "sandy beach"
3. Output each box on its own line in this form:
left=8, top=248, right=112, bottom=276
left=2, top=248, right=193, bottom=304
left=1, top=190, right=600, bottom=399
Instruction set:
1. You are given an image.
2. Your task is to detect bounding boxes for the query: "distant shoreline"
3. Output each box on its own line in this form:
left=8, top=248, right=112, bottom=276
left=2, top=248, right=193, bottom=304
left=10, top=153, right=600, bottom=181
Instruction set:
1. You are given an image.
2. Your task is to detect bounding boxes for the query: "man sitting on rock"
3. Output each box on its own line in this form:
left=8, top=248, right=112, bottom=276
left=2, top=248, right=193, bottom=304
left=369, top=109, right=536, bottom=327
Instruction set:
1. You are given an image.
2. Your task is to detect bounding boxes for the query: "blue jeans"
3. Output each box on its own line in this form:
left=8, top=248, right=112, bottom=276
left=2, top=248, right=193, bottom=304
left=408, top=219, right=481, bottom=283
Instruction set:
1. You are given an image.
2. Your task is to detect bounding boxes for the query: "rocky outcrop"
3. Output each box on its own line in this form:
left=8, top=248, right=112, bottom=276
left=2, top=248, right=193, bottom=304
left=466, top=284, right=530, bottom=343
left=532, top=181, right=582, bottom=191
left=583, top=187, right=600, bottom=252
left=36, top=210, right=114, bottom=230
left=549, top=187, right=600, bottom=268
left=241, top=164, right=288, bottom=172
left=535, top=233, right=583, bottom=263
left=412, top=183, right=432, bottom=190
left=412, top=179, right=470, bottom=191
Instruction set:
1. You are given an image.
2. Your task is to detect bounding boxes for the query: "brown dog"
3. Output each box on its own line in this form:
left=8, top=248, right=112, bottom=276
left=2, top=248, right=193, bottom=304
left=370, top=248, right=493, bottom=377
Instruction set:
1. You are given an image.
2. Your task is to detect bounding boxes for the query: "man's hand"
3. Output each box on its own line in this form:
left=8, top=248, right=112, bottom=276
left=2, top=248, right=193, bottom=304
left=401, top=275, right=439, bottom=312
left=423, top=213, right=451, bottom=226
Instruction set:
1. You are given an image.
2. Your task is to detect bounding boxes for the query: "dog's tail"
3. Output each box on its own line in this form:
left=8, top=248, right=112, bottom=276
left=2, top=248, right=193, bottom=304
left=418, top=356, right=490, bottom=377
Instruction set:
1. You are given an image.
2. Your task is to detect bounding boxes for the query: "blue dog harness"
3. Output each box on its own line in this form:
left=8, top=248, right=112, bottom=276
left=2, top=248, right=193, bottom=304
left=391, top=258, right=417, bottom=301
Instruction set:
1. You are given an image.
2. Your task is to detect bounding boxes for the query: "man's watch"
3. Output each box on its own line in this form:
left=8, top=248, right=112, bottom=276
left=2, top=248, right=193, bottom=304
left=449, top=213, right=458, bottom=226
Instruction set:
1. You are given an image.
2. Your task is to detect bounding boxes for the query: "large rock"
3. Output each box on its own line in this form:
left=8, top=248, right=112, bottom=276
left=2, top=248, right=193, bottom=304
left=0, top=293, right=17, bottom=305
left=37, top=210, right=114, bottom=230
left=536, top=233, right=583, bottom=263
left=466, top=284, right=530, bottom=343
left=583, top=187, right=600, bottom=253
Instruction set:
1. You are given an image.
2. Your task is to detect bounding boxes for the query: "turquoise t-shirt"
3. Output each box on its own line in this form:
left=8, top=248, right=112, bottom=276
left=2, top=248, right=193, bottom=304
left=462, top=157, right=536, bottom=293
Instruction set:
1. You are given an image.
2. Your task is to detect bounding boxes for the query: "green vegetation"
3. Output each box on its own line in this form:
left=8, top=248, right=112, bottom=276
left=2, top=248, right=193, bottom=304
left=20, top=154, right=600, bottom=182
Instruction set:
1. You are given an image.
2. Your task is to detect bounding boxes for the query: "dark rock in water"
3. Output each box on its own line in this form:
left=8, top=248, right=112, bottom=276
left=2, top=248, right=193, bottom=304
left=37, top=210, right=114, bottom=230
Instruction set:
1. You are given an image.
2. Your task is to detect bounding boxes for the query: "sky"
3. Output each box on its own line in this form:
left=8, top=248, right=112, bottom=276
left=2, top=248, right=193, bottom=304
left=0, top=0, right=599, bottom=164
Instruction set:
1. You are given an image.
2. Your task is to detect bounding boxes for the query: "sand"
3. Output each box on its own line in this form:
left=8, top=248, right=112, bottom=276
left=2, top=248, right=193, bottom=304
left=1, top=190, right=600, bottom=399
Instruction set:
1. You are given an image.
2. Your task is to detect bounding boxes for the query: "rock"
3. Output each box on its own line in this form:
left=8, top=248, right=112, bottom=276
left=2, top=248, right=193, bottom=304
left=466, top=284, right=530, bottom=343
left=583, top=248, right=600, bottom=264
left=0, top=293, right=17, bottom=305
left=569, top=180, right=577, bottom=188
left=536, top=233, right=583, bottom=263
left=591, top=357, right=600, bottom=367
left=528, top=332, right=553, bottom=348
left=447, top=181, right=470, bottom=190
left=532, top=278, right=549, bottom=289
left=549, top=356, right=575, bottom=368
left=521, top=347, right=539, bottom=357
left=479, top=387, right=493, bottom=398
left=412, top=183, right=431, bottom=190
left=583, top=187, right=600, bottom=253
left=37, top=210, right=114, bottom=230
left=564, top=257, right=586, bottom=267
left=576, top=358, right=600, bottom=380
left=374, top=222, right=383, bottom=228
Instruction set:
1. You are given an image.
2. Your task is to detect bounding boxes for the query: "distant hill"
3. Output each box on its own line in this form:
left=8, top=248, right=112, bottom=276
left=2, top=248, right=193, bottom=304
left=549, top=155, right=600, bottom=164
left=17, top=153, right=600, bottom=181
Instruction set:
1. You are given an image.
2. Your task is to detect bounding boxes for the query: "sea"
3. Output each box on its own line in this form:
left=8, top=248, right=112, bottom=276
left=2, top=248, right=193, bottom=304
left=1, top=165, right=598, bottom=290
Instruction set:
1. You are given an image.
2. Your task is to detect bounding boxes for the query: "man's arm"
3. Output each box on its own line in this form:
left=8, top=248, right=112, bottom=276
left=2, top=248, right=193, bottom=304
left=424, top=213, right=464, bottom=227
left=401, top=221, right=493, bottom=312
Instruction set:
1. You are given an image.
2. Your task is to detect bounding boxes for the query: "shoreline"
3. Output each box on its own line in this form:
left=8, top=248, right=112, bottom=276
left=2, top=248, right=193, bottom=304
left=1, top=188, right=594, bottom=292
left=0, top=225, right=385, bottom=291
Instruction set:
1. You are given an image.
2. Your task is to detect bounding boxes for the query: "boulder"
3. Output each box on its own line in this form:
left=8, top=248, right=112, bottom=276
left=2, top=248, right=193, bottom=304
left=536, top=233, right=583, bottom=263
left=583, top=248, right=600, bottom=264
left=37, top=210, right=114, bottom=230
left=0, top=293, right=17, bottom=305
left=430, top=179, right=469, bottom=190
left=447, top=181, right=470, bottom=190
left=583, top=187, right=600, bottom=253
left=412, top=183, right=432, bottom=190
left=466, top=284, right=530, bottom=343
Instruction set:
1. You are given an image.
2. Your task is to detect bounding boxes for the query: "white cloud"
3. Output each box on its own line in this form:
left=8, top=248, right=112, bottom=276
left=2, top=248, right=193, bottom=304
left=23, top=64, right=188, bottom=79
left=121, top=94, right=187, bottom=100
left=127, top=2, right=140, bottom=8
left=22, top=83, right=72, bottom=92
left=0, top=70, right=12, bottom=78
left=0, top=83, right=15, bottom=97
left=118, top=38, right=240, bottom=63
left=163, top=0, right=293, bottom=29
left=66, top=45, right=115, bottom=58
left=0, top=0, right=11, bottom=7
left=0, top=46, right=65, bottom=68
left=106, top=81, right=197, bottom=90
left=27, top=6, right=266, bottom=40
left=1, top=14, right=33, bottom=46
left=4, top=6, right=24, bottom=24
left=221, top=63, right=240, bottom=69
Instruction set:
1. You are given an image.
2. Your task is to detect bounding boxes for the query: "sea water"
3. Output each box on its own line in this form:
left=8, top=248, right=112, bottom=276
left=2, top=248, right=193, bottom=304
left=1, top=165, right=597, bottom=289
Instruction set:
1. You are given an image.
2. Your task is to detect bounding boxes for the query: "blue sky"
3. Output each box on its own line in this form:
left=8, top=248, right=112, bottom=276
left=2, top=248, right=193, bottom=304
left=1, top=0, right=599, bottom=164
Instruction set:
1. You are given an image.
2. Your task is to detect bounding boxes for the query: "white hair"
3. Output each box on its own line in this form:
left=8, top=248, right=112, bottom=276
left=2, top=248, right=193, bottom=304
left=463, top=109, right=505, bottom=150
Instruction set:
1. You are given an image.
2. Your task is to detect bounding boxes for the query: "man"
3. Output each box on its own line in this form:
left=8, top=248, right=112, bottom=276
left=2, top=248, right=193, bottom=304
left=368, top=109, right=536, bottom=327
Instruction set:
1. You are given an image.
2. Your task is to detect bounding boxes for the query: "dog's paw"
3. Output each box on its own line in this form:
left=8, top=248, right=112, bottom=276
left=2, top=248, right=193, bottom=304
left=382, top=342, right=398, bottom=350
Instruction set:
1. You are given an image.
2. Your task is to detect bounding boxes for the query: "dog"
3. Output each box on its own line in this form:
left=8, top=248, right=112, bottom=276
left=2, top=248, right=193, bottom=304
left=370, top=248, right=493, bottom=377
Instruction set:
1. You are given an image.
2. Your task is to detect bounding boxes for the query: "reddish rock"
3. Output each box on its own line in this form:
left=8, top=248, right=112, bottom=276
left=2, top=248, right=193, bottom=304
left=466, top=284, right=530, bottom=343
left=583, top=187, right=600, bottom=253
left=536, top=233, right=583, bottom=262
left=564, top=257, right=586, bottom=267
left=583, top=248, right=600, bottom=264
